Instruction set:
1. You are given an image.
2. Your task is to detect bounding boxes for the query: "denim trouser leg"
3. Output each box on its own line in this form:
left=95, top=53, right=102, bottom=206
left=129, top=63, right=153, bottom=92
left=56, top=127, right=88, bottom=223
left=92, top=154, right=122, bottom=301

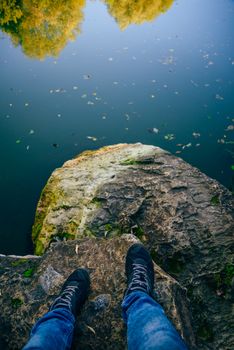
left=122, top=291, right=188, bottom=350
left=23, top=308, right=75, bottom=350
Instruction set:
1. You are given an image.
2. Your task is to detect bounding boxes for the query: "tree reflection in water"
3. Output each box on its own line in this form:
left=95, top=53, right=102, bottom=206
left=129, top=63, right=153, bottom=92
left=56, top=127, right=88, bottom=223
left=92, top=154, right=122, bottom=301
left=104, top=0, right=174, bottom=29
left=0, top=0, right=174, bottom=59
left=0, top=0, right=86, bottom=59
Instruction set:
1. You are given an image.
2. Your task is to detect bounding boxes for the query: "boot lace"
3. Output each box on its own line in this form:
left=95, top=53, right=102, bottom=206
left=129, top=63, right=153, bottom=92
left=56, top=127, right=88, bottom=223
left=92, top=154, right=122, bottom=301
left=128, top=263, right=150, bottom=293
left=51, top=285, right=79, bottom=311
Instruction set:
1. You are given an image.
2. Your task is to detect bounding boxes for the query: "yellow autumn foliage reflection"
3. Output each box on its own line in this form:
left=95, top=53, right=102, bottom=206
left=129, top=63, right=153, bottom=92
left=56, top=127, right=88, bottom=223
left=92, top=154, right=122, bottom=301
left=104, top=0, right=174, bottom=29
left=0, top=0, right=85, bottom=59
left=0, top=0, right=174, bottom=59
left=0, top=0, right=22, bottom=25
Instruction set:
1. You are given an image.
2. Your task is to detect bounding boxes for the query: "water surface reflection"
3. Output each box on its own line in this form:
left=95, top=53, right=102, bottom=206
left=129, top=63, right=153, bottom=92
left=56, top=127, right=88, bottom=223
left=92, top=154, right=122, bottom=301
left=0, top=0, right=173, bottom=59
left=0, top=0, right=233, bottom=255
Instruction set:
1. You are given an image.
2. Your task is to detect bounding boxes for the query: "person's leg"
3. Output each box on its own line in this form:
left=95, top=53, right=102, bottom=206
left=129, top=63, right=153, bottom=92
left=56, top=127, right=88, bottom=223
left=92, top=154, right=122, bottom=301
left=23, top=308, right=75, bottom=350
left=122, top=244, right=188, bottom=350
left=23, top=268, right=90, bottom=350
left=122, top=291, right=187, bottom=350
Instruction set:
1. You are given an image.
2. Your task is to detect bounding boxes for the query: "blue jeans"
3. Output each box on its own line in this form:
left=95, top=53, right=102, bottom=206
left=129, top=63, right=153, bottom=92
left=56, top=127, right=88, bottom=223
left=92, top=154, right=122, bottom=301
left=23, top=291, right=187, bottom=350
left=122, top=291, right=188, bottom=350
left=23, top=308, right=75, bottom=350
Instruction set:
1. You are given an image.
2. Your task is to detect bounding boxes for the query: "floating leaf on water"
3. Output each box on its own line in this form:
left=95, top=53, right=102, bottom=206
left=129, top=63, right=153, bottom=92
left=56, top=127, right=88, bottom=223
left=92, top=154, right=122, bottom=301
left=190, top=80, right=199, bottom=87
left=164, top=134, right=175, bottom=141
left=148, top=128, right=159, bottom=134
left=83, top=74, right=91, bottom=80
left=225, top=125, right=234, bottom=131
left=87, top=136, right=97, bottom=141
left=231, top=165, right=234, bottom=171
left=16, top=139, right=21, bottom=144
left=182, top=143, right=192, bottom=149
left=215, top=94, right=224, bottom=101
left=192, top=132, right=201, bottom=138
left=217, top=139, right=225, bottom=144
left=160, top=56, right=174, bottom=65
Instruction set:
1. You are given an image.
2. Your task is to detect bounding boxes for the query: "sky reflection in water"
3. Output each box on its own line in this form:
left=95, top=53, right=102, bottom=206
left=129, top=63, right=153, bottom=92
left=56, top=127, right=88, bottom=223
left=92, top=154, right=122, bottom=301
left=0, top=0, right=233, bottom=254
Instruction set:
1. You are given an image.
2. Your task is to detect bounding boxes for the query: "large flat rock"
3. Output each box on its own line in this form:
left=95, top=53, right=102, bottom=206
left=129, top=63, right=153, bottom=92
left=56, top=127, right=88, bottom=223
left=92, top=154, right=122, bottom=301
left=0, top=235, right=194, bottom=349
left=1, top=143, right=233, bottom=349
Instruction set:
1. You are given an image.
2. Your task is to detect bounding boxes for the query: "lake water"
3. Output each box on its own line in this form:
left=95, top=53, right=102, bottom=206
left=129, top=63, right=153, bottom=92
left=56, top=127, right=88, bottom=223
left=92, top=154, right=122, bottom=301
left=0, top=0, right=233, bottom=255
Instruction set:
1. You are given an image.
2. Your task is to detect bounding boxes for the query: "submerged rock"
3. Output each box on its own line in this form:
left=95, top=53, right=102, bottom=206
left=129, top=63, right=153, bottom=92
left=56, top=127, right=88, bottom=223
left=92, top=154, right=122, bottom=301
left=0, top=143, right=233, bottom=349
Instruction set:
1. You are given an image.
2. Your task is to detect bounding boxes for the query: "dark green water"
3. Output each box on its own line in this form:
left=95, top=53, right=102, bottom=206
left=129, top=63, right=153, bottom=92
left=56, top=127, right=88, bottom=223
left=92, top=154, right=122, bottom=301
left=0, top=0, right=233, bottom=255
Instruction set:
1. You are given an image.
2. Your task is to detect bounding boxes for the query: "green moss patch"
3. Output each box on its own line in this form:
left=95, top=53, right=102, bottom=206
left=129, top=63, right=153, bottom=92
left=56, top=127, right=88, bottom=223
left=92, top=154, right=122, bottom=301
left=11, top=298, right=23, bottom=309
left=104, top=223, right=113, bottom=232
left=11, top=258, right=28, bottom=267
left=23, top=268, right=35, bottom=278
left=120, top=158, right=153, bottom=166
left=210, top=195, right=220, bottom=206
left=32, top=177, right=63, bottom=251
left=90, top=197, right=104, bottom=208
left=132, top=225, right=144, bottom=239
left=208, top=263, right=234, bottom=296
left=34, top=240, right=44, bottom=256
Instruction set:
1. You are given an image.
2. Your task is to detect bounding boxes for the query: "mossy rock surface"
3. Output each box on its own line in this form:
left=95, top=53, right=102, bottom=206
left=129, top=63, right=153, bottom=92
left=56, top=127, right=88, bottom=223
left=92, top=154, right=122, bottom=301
left=1, top=143, right=233, bottom=349
left=0, top=236, right=195, bottom=349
